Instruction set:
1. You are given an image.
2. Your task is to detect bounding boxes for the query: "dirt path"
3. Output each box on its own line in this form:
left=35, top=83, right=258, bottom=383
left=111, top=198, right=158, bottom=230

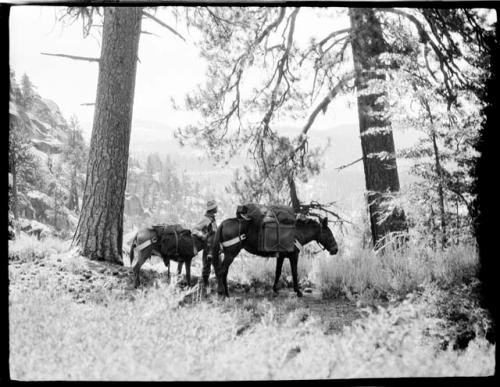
left=9, top=251, right=364, bottom=334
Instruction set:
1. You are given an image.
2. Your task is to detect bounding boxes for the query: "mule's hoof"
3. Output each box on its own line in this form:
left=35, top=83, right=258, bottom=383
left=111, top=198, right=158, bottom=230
left=296, top=291, right=303, bottom=298
left=272, top=288, right=279, bottom=296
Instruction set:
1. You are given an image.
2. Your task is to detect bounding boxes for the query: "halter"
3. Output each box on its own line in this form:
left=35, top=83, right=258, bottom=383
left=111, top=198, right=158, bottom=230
left=315, top=221, right=327, bottom=252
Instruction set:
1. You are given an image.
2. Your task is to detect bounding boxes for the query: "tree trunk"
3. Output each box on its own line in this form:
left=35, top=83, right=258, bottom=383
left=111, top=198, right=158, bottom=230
left=68, top=169, right=79, bottom=213
left=73, top=7, right=142, bottom=263
left=288, top=174, right=301, bottom=212
left=11, top=161, right=20, bottom=237
left=422, top=99, right=447, bottom=248
left=349, top=8, right=407, bottom=248
left=431, top=130, right=447, bottom=248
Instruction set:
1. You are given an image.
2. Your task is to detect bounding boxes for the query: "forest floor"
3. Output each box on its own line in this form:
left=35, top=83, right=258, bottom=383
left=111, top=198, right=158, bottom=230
left=8, top=237, right=495, bottom=380
left=9, top=250, right=364, bottom=334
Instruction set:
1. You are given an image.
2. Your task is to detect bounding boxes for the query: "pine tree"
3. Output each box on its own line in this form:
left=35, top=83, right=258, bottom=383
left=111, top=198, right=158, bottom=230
left=349, top=8, right=408, bottom=248
left=74, top=7, right=142, bottom=263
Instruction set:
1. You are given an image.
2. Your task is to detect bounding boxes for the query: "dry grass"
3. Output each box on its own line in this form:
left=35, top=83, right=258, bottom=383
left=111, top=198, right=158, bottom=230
left=8, top=235, right=494, bottom=380
left=228, top=250, right=314, bottom=289
left=9, top=281, right=494, bottom=380
left=311, top=242, right=479, bottom=301
left=8, top=233, right=70, bottom=262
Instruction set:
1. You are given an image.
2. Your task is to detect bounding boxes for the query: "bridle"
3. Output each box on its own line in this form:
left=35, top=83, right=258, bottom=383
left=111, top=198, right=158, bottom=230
left=316, top=221, right=328, bottom=252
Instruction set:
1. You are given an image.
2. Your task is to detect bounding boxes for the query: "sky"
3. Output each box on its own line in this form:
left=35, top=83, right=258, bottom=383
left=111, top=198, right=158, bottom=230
left=9, top=6, right=360, bottom=143
left=9, top=5, right=441, bottom=214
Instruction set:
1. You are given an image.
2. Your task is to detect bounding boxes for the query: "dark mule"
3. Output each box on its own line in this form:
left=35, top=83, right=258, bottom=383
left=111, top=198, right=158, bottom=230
left=211, top=216, right=338, bottom=297
left=129, top=228, right=211, bottom=288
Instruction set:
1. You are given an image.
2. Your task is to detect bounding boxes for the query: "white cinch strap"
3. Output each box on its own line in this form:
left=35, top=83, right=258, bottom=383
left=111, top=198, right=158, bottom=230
left=221, top=234, right=247, bottom=247
left=294, top=240, right=302, bottom=251
left=136, top=235, right=158, bottom=252
left=136, top=239, right=152, bottom=251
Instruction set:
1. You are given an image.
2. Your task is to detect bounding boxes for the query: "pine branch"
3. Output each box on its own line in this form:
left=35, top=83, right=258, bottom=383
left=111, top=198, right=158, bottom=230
left=41, top=52, right=100, bottom=62
left=255, top=8, right=286, bottom=45
left=299, top=72, right=355, bottom=137
left=336, top=157, right=363, bottom=171
left=141, top=30, right=160, bottom=37
left=142, top=11, right=186, bottom=42
left=377, top=8, right=464, bottom=99
left=317, top=28, right=351, bottom=48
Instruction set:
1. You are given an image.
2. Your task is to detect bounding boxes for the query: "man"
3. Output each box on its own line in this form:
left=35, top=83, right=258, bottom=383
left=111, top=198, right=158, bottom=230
left=193, top=200, right=218, bottom=287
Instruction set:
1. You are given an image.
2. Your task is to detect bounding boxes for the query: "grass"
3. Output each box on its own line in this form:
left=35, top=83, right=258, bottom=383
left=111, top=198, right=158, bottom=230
left=9, top=280, right=494, bottom=380
left=8, top=235, right=495, bottom=380
left=8, top=233, right=71, bottom=262
left=228, top=249, right=314, bottom=289
left=311, top=242, right=479, bottom=301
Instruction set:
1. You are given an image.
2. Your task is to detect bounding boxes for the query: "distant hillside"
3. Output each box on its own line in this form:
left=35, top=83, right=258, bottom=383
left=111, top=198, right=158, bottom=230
left=9, top=74, right=88, bottom=238
left=76, top=107, right=418, bottom=226
left=108, top=118, right=415, bottom=215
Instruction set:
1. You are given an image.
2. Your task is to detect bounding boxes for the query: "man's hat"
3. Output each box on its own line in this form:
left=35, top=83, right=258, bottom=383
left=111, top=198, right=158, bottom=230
left=207, top=200, right=217, bottom=211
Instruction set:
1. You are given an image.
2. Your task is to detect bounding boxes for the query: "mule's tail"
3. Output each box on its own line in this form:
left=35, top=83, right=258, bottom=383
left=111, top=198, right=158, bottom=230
left=211, top=222, right=224, bottom=276
left=129, top=236, right=136, bottom=266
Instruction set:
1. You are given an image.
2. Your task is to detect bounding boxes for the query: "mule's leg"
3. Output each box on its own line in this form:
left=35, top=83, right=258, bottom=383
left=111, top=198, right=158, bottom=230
left=173, top=260, right=183, bottom=285
left=289, top=254, right=302, bottom=297
left=185, top=258, right=192, bottom=287
left=132, top=247, right=151, bottom=288
left=220, top=253, right=236, bottom=297
left=201, top=249, right=211, bottom=287
left=216, top=261, right=225, bottom=297
left=273, top=255, right=285, bottom=295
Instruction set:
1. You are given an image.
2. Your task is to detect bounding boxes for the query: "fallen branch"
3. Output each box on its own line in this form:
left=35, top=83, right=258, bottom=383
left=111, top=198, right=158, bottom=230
left=80, top=103, right=95, bottom=106
left=41, top=52, right=100, bottom=62
left=299, top=201, right=360, bottom=229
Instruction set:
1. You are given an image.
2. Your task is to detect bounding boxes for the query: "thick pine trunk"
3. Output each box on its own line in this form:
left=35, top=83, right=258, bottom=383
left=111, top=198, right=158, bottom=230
left=349, top=8, right=407, bottom=248
left=73, top=7, right=142, bottom=263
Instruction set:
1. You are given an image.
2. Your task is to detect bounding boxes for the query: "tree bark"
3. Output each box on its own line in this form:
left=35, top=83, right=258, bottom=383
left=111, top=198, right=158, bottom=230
left=73, top=7, right=142, bottom=263
left=287, top=174, right=301, bottom=212
left=11, top=159, right=20, bottom=237
left=422, top=99, right=447, bottom=248
left=68, top=169, right=79, bottom=212
left=349, top=8, right=407, bottom=248
left=431, top=130, right=447, bottom=248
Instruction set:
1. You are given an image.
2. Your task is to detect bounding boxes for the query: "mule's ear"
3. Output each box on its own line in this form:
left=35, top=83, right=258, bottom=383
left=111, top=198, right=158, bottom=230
left=322, top=217, right=328, bottom=227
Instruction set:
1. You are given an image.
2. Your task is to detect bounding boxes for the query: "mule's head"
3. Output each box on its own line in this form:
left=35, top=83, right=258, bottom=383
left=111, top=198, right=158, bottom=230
left=318, top=217, right=338, bottom=255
